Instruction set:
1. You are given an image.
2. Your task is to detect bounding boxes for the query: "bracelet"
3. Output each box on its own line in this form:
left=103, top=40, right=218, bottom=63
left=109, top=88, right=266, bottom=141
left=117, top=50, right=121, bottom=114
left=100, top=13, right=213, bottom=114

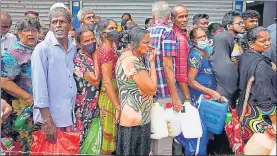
left=184, top=99, right=190, bottom=103
left=115, top=106, right=120, bottom=110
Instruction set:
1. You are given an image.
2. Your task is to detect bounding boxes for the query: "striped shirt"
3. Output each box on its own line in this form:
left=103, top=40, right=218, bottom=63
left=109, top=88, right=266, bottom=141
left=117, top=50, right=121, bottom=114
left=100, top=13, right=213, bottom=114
left=145, top=20, right=178, bottom=98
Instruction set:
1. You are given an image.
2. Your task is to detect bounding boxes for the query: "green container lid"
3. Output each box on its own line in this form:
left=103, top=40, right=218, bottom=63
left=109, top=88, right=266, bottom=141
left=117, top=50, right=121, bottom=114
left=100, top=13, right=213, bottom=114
left=225, top=112, right=233, bottom=123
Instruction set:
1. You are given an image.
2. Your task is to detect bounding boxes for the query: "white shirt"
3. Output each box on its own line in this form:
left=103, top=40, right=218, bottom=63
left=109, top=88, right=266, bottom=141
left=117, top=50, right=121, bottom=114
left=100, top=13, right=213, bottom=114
left=1, top=33, right=17, bottom=52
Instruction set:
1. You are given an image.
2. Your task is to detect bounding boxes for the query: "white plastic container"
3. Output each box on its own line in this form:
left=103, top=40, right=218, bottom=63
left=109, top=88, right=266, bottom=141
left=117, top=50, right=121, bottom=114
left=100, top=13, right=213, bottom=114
left=180, top=101, right=203, bottom=138
left=151, top=102, right=169, bottom=139
left=164, top=103, right=182, bottom=137
left=244, top=133, right=275, bottom=155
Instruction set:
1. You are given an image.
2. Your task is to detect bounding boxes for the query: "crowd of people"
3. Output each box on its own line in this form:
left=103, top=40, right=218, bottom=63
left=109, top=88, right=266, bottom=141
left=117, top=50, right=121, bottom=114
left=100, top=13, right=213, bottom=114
left=1, top=1, right=276, bottom=155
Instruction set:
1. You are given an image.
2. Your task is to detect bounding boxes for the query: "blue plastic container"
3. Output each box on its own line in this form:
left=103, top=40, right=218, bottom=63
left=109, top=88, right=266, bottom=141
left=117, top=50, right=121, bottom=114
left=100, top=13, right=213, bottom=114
left=175, top=121, right=208, bottom=155
left=198, top=94, right=228, bottom=134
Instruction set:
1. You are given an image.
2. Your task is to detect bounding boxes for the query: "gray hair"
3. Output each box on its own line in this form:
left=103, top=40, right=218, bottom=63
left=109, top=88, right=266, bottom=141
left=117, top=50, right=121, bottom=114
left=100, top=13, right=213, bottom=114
left=129, top=28, right=149, bottom=48
left=171, top=4, right=187, bottom=18
left=152, top=1, right=170, bottom=19
left=15, top=17, right=41, bottom=32
left=49, top=7, right=72, bottom=23
left=1, top=10, right=12, bottom=25
left=77, top=7, right=95, bottom=22
left=94, top=18, right=116, bottom=41
left=75, top=25, right=95, bottom=44
left=246, top=26, right=269, bottom=44
left=193, top=14, right=209, bottom=25
left=222, top=11, right=241, bottom=30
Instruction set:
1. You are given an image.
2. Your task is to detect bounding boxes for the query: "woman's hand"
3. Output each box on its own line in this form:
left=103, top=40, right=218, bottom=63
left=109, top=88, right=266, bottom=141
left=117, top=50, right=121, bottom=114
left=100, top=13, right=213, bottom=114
left=23, top=93, right=33, bottom=106
left=210, top=90, right=222, bottom=101
left=1, top=99, right=12, bottom=122
left=148, top=45, right=156, bottom=62
left=114, top=107, right=121, bottom=124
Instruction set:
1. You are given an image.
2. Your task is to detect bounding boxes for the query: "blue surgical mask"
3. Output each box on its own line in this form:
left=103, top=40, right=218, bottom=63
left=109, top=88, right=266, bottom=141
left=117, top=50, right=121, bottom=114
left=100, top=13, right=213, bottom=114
left=196, top=39, right=214, bottom=56
left=205, top=45, right=213, bottom=56
left=196, top=39, right=209, bottom=50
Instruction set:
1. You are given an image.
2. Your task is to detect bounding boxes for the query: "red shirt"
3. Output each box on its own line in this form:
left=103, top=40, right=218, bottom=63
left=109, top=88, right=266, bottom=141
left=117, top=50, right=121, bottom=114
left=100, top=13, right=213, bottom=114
left=173, top=26, right=190, bottom=83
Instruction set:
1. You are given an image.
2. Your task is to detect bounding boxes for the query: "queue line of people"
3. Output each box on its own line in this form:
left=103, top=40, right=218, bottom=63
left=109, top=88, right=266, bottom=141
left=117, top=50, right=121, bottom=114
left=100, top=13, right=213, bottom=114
left=1, top=1, right=276, bottom=155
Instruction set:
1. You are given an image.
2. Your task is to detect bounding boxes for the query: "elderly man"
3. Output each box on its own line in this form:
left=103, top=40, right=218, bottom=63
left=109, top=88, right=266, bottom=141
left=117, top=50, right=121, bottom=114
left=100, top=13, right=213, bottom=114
left=31, top=7, right=77, bottom=141
left=1, top=10, right=17, bottom=104
left=44, top=2, right=71, bottom=41
left=170, top=4, right=190, bottom=155
left=77, top=7, right=96, bottom=26
left=146, top=1, right=181, bottom=155
left=1, top=10, right=17, bottom=52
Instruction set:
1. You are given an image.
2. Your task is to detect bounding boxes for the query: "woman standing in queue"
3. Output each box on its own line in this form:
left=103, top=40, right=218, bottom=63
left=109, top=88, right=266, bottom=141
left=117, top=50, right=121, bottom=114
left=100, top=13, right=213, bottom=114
left=94, top=19, right=120, bottom=155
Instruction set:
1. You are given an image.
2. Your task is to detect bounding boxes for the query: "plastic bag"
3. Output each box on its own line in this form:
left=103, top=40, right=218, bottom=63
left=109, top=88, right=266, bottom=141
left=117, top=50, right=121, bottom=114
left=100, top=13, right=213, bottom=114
left=31, top=130, right=80, bottom=155
left=151, top=102, right=168, bottom=139
left=180, top=101, right=202, bottom=138
left=80, top=116, right=102, bottom=154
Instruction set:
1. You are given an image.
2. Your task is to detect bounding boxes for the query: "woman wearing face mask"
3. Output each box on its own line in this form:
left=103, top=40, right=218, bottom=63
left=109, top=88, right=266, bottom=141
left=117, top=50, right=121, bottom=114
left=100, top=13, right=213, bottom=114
left=94, top=19, right=120, bottom=155
left=188, top=27, right=222, bottom=105
left=73, top=25, right=100, bottom=150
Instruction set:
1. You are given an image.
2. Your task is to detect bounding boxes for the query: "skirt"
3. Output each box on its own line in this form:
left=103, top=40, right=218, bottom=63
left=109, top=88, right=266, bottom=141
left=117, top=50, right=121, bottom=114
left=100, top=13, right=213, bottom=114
left=98, top=80, right=118, bottom=154
left=116, top=123, right=151, bottom=156
left=242, top=103, right=276, bottom=143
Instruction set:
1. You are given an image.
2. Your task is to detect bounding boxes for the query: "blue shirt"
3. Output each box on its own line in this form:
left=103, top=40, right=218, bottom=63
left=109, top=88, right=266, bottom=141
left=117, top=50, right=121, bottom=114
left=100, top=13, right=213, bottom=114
left=187, top=48, right=216, bottom=106
left=263, top=23, right=276, bottom=63
left=31, top=32, right=77, bottom=127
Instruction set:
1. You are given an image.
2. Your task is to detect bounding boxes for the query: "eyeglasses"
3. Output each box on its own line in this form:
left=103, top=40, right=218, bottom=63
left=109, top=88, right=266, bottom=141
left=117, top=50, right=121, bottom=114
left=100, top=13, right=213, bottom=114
left=22, top=28, right=39, bottom=33
left=233, top=22, right=245, bottom=26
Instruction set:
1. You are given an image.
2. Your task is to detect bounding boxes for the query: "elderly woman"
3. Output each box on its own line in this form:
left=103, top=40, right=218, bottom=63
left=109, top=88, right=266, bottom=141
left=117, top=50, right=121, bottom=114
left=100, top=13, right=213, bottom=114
left=95, top=19, right=120, bottom=155
left=73, top=25, right=101, bottom=150
left=237, top=26, right=276, bottom=143
left=1, top=17, right=41, bottom=152
left=188, top=27, right=222, bottom=104
left=115, top=27, right=157, bottom=156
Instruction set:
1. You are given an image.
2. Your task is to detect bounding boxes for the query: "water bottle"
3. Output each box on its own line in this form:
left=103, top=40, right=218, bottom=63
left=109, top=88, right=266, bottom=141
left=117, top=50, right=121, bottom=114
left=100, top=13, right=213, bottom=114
left=1, top=137, right=14, bottom=151
left=14, top=106, right=33, bottom=131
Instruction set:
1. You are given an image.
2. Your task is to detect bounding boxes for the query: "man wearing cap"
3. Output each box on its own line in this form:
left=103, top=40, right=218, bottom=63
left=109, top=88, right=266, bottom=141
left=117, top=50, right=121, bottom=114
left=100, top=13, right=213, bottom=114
left=44, top=2, right=72, bottom=41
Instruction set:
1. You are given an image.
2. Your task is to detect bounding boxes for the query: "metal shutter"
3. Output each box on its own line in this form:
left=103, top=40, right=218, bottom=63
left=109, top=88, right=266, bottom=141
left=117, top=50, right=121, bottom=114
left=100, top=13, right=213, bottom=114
left=1, top=0, right=70, bottom=32
left=82, top=0, right=233, bottom=28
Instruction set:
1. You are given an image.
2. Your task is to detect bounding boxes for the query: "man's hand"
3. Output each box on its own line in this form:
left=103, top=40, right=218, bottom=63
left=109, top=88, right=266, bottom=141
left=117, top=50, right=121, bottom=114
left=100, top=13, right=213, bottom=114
left=172, top=96, right=183, bottom=112
left=44, top=118, right=57, bottom=142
